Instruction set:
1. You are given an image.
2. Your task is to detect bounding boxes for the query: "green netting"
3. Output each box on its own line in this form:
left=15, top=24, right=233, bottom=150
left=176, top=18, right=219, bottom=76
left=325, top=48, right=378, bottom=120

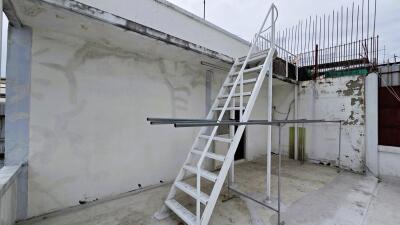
left=304, top=68, right=369, bottom=80
left=324, top=68, right=369, bottom=78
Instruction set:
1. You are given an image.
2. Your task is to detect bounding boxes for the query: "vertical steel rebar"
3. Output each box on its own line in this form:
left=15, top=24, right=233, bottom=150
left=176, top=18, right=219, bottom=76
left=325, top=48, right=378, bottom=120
left=338, top=122, right=342, bottom=172
left=319, top=16, right=322, bottom=50
left=332, top=10, right=335, bottom=50
left=367, top=0, right=370, bottom=39
left=336, top=11, right=339, bottom=62
left=351, top=2, right=354, bottom=62
left=362, top=0, right=365, bottom=40
left=327, top=15, right=330, bottom=66
left=278, top=124, right=282, bottom=225
left=308, top=16, right=312, bottom=53
left=373, top=0, right=377, bottom=38
left=340, top=7, right=343, bottom=69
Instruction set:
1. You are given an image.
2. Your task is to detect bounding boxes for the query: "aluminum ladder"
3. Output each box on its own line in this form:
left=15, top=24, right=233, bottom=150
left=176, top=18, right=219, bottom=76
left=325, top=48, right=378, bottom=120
left=154, top=4, right=278, bottom=225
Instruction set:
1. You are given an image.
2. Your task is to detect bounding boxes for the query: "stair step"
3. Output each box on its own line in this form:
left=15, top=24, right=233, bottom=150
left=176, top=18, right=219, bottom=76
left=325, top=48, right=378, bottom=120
left=199, top=135, right=232, bottom=143
left=213, top=106, right=245, bottom=111
left=218, top=92, right=252, bottom=99
left=183, top=165, right=218, bottom=182
left=192, top=149, right=225, bottom=161
left=224, top=78, right=257, bottom=87
left=165, top=199, right=196, bottom=225
left=231, top=65, right=263, bottom=76
left=175, top=181, right=210, bottom=204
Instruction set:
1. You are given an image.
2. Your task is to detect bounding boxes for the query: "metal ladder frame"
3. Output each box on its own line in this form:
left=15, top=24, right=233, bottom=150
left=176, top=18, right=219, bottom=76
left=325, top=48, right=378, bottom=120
left=155, top=4, right=278, bottom=225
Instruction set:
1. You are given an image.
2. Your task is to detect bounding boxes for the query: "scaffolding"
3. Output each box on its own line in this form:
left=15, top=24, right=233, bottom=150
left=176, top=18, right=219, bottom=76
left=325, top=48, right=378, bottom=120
left=148, top=118, right=343, bottom=225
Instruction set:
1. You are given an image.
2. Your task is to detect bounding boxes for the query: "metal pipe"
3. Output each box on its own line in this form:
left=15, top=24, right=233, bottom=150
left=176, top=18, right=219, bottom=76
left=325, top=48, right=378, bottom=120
left=362, top=0, right=364, bottom=40
left=367, top=0, right=370, bottom=39
left=338, top=122, right=342, bottom=172
left=266, top=7, right=275, bottom=200
left=278, top=124, right=282, bottom=225
left=373, top=0, right=377, bottom=38
left=171, top=120, right=340, bottom=127
left=203, top=0, right=206, bottom=20
left=308, top=16, right=312, bottom=52
left=294, top=66, right=299, bottom=161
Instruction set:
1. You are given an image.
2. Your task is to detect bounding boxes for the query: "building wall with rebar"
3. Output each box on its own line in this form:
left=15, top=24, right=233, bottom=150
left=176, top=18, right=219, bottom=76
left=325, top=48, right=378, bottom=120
left=253, top=0, right=379, bottom=81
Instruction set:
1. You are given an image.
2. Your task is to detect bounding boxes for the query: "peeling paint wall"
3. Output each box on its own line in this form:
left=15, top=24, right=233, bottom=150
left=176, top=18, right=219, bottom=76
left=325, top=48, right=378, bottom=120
left=271, top=76, right=366, bottom=172
left=27, top=28, right=226, bottom=217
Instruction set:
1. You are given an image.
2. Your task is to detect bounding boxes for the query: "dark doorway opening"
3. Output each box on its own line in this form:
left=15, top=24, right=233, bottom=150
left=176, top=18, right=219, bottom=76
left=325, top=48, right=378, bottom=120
left=234, top=110, right=246, bottom=160
left=378, top=85, right=400, bottom=147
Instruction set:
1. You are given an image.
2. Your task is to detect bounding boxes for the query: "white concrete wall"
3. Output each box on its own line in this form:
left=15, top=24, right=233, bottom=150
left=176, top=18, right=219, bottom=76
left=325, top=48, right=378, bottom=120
left=27, top=28, right=226, bottom=217
left=0, top=166, right=20, bottom=225
left=269, top=76, right=366, bottom=172
left=246, top=79, right=268, bottom=160
left=271, top=83, right=296, bottom=155
left=77, top=0, right=250, bottom=58
left=365, top=73, right=379, bottom=175
left=378, top=146, right=400, bottom=178
left=0, top=181, right=17, bottom=225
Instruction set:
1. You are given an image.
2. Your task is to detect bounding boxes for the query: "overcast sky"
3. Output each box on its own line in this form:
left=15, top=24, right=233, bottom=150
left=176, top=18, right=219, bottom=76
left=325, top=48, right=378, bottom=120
left=168, top=0, right=399, bottom=63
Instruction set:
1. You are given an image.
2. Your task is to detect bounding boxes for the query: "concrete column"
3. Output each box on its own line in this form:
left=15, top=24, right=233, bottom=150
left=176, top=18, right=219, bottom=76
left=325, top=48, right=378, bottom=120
left=0, top=0, right=3, bottom=73
left=365, top=73, right=379, bottom=176
left=5, top=26, right=32, bottom=220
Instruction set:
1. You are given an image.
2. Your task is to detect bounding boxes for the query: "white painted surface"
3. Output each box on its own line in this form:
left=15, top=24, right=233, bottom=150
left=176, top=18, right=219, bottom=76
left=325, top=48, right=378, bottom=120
left=77, top=0, right=249, bottom=58
left=245, top=81, right=268, bottom=161
left=271, top=83, right=295, bottom=155
left=0, top=0, right=2, bottom=77
left=0, top=166, right=20, bottom=225
left=7, top=0, right=377, bottom=218
left=246, top=80, right=295, bottom=161
left=365, top=73, right=379, bottom=176
left=27, top=25, right=228, bottom=217
left=378, top=145, right=400, bottom=179
left=6, top=0, right=244, bottom=217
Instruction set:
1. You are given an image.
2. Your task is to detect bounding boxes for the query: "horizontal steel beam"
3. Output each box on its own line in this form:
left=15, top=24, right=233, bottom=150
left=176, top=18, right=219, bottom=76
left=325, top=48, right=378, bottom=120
left=147, top=117, right=219, bottom=125
left=147, top=118, right=342, bottom=127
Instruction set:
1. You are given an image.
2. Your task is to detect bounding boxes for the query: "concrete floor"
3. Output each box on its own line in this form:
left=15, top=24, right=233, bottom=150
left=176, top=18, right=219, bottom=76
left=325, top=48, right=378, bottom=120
left=19, top=156, right=400, bottom=225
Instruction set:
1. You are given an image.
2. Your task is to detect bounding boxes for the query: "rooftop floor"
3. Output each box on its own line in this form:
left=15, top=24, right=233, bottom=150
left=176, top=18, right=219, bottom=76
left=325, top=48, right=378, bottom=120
left=19, top=156, right=400, bottom=225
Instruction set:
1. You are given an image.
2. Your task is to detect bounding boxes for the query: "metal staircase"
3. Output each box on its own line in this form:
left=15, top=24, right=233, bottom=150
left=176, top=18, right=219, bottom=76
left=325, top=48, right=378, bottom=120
left=154, top=4, right=278, bottom=225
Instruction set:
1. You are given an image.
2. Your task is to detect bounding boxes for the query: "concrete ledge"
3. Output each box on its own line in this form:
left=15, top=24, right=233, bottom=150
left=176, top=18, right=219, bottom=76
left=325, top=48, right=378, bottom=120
left=378, top=145, right=400, bottom=155
left=0, top=165, right=22, bottom=198
left=153, top=0, right=249, bottom=46
left=6, top=0, right=235, bottom=64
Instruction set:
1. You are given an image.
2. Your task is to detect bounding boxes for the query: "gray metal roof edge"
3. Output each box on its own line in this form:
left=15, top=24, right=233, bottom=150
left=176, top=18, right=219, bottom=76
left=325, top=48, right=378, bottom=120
left=5, top=0, right=235, bottom=64
left=153, top=0, right=251, bottom=46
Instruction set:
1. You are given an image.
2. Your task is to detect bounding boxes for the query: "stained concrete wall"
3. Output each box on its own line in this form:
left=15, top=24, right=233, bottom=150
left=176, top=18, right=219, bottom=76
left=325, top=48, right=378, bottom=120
left=77, top=0, right=250, bottom=58
left=27, top=28, right=226, bottom=217
left=270, top=76, right=366, bottom=172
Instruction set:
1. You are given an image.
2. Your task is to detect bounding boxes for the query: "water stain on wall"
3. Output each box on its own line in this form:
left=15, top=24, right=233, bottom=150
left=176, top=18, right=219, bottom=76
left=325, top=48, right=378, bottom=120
left=23, top=0, right=46, bottom=17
